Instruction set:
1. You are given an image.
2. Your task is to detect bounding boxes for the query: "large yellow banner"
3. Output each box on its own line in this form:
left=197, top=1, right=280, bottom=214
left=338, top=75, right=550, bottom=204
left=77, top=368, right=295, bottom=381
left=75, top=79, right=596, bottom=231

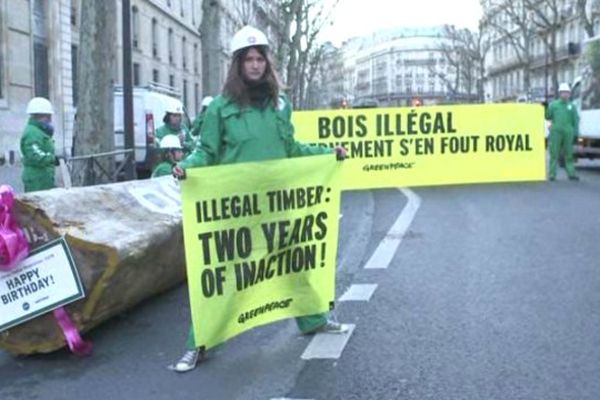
left=293, top=104, right=546, bottom=190
left=180, top=155, right=342, bottom=350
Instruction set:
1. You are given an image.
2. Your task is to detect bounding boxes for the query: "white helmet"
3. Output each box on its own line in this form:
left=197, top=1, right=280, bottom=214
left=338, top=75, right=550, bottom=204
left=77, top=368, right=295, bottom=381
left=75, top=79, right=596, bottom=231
left=159, top=135, right=183, bottom=149
left=231, top=26, right=268, bottom=54
left=165, top=99, right=184, bottom=114
left=26, top=97, right=54, bottom=115
left=201, top=96, right=214, bottom=107
left=558, top=83, right=571, bottom=92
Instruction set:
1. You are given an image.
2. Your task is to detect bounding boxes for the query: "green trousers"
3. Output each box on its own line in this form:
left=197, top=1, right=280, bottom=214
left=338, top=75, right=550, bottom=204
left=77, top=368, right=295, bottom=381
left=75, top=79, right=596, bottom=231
left=22, top=171, right=54, bottom=193
left=186, top=313, right=328, bottom=350
left=549, top=129, right=577, bottom=178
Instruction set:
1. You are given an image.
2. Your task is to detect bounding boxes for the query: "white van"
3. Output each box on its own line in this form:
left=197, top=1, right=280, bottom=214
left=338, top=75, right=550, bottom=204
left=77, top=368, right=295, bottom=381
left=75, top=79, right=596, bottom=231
left=114, top=83, right=187, bottom=176
left=571, top=34, right=600, bottom=159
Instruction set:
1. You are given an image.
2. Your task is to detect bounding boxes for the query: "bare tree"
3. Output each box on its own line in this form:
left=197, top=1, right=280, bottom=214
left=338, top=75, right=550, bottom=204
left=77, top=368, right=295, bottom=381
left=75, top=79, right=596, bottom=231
left=434, top=25, right=489, bottom=103
left=524, top=0, right=568, bottom=96
left=200, top=0, right=223, bottom=97
left=273, top=0, right=339, bottom=109
left=234, top=0, right=255, bottom=25
left=73, top=0, right=117, bottom=186
left=485, top=0, right=534, bottom=96
left=576, top=0, right=600, bottom=38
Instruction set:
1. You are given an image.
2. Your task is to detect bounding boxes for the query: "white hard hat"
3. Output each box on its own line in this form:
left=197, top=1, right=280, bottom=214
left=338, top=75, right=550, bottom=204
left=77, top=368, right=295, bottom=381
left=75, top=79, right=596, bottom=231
left=201, top=96, right=214, bottom=107
left=165, top=99, right=184, bottom=114
left=159, top=135, right=183, bottom=149
left=558, top=83, right=571, bottom=92
left=231, top=25, right=268, bottom=54
left=26, top=97, right=54, bottom=115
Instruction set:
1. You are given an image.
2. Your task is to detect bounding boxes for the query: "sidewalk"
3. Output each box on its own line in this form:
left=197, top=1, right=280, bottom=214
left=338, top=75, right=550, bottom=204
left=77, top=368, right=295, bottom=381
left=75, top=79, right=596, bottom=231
left=0, top=165, right=23, bottom=193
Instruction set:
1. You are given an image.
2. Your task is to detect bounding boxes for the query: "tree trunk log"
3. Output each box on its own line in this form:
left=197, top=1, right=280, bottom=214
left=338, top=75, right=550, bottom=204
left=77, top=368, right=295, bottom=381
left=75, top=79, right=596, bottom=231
left=0, top=178, right=185, bottom=354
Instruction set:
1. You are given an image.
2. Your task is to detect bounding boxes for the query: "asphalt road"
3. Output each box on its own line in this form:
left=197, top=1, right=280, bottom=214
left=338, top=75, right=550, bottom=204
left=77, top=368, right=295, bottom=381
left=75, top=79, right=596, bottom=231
left=1, top=162, right=599, bottom=400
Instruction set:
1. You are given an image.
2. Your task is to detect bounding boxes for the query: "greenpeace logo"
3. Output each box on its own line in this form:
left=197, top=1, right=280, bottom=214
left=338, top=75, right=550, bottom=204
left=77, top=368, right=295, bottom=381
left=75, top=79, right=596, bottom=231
left=238, top=298, right=293, bottom=324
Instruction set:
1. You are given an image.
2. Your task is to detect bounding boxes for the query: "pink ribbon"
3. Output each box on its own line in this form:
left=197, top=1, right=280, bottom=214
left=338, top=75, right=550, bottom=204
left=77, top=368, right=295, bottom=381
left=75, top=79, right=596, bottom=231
left=53, top=307, right=93, bottom=356
left=0, top=185, right=29, bottom=271
left=0, top=185, right=92, bottom=356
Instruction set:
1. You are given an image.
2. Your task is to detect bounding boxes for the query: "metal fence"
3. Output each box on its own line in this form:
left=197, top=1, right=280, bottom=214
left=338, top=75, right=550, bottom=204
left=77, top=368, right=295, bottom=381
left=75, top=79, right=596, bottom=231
left=61, top=149, right=135, bottom=188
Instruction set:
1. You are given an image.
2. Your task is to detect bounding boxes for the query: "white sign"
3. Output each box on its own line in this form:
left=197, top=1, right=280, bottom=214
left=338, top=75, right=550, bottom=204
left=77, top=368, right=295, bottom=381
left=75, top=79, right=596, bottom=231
left=0, top=237, right=85, bottom=332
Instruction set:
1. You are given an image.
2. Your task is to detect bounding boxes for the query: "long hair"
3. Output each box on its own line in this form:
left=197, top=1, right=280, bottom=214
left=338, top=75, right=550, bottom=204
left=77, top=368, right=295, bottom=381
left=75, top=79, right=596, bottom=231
left=223, top=46, right=283, bottom=106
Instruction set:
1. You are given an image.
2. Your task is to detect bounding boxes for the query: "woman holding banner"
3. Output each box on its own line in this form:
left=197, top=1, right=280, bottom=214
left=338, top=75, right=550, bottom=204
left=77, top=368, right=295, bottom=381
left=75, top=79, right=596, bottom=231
left=171, top=25, right=348, bottom=372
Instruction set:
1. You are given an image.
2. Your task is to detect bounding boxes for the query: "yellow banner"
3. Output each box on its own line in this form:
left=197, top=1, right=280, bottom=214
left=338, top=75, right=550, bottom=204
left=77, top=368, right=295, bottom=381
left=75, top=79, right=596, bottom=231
left=180, top=155, right=342, bottom=350
left=293, top=104, right=546, bottom=190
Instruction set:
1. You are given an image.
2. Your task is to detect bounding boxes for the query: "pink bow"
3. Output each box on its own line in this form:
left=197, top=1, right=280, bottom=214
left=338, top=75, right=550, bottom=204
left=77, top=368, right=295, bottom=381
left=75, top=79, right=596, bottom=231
left=0, top=185, right=29, bottom=271
left=0, top=185, right=92, bottom=356
left=53, top=307, right=93, bottom=356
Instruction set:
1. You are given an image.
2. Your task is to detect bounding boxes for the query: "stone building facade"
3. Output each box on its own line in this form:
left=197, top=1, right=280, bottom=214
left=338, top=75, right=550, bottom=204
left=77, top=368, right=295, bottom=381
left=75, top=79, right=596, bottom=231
left=0, top=0, right=204, bottom=167
left=337, top=27, right=471, bottom=108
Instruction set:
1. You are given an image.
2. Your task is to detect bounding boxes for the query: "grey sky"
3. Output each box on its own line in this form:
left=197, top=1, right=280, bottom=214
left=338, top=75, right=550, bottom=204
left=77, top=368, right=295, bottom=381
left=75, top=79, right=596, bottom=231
left=320, top=0, right=483, bottom=45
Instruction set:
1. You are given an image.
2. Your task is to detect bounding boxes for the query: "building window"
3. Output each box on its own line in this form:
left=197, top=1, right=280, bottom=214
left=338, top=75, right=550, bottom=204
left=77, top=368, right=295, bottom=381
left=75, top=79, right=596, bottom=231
left=167, top=0, right=172, bottom=7
left=132, top=6, right=139, bottom=49
left=182, top=36, right=187, bottom=70
left=169, top=74, right=175, bottom=88
left=152, top=19, right=159, bottom=58
left=71, top=0, right=78, bottom=26
left=194, top=83, right=199, bottom=114
left=192, top=0, right=196, bottom=25
left=180, top=0, right=185, bottom=17
left=33, top=0, right=50, bottom=98
left=183, top=79, right=188, bottom=109
left=153, top=69, right=159, bottom=83
left=193, top=43, right=198, bottom=73
left=133, top=63, right=141, bottom=86
left=168, top=28, right=174, bottom=64
left=71, top=45, right=78, bottom=105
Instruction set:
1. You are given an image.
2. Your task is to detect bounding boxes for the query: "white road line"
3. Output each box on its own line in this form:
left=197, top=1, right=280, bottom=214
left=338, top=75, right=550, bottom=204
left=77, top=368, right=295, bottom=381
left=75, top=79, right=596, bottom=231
left=364, top=188, right=421, bottom=269
left=338, top=284, right=378, bottom=302
left=270, top=398, right=314, bottom=400
left=300, top=324, right=356, bottom=360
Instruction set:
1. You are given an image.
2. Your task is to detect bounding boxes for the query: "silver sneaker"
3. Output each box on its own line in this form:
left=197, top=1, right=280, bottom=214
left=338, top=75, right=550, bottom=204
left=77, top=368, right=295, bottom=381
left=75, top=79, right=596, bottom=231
left=316, top=320, right=350, bottom=334
left=172, top=349, right=201, bottom=373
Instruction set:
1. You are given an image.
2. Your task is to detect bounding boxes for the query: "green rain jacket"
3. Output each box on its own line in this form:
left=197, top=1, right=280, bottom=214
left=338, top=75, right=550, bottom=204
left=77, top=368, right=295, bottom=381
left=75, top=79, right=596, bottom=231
left=151, top=160, right=175, bottom=178
left=190, top=111, right=205, bottom=138
left=156, top=124, right=194, bottom=153
left=20, top=118, right=56, bottom=192
left=180, top=94, right=331, bottom=169
left=546, top=99, right=579, bottom=136
left=180, top=93, right=335, bottom=337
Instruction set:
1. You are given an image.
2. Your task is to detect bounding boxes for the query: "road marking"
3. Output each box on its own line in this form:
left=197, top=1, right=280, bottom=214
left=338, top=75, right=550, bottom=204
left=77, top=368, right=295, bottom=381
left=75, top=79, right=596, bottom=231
left=300, top=324, right=356, bottom=360
left=338, top=284, right=378, bottom=302
left=270, top=398, right=314, bottom=400
left=364, top=188, right=421, bottom=269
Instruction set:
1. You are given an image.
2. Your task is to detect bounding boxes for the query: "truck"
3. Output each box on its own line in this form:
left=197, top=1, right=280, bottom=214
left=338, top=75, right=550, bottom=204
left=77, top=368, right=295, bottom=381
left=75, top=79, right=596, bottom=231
left=571, top=34, right=600, bottom=160
left=113, top=83, right=188, bottom=177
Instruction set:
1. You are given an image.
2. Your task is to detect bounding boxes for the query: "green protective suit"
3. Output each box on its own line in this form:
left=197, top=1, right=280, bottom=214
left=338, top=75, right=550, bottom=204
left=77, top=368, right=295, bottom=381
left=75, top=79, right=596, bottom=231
left=546, top=98, right=579, bottom=178
left=181, top=94, right=333, bottom=350
left=190, top=111, right=205, bottom=138
left=20, top=118, right=56, bottom=192
left=155, top=123, right=194, bottom=154
left=151, top=160, right=175, bottom=178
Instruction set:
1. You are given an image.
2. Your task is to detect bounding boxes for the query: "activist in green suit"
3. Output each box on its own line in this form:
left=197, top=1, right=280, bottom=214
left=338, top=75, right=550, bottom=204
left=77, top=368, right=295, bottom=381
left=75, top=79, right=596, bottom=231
left=20, top=97, right=57, bottom=192
left=151, top=135, right=184, bottom=178
left=546, top=83, right=580, bottom=181
left=155, top=101, right=194, bottom=155
left=170, top=25, right=348, bottom=373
